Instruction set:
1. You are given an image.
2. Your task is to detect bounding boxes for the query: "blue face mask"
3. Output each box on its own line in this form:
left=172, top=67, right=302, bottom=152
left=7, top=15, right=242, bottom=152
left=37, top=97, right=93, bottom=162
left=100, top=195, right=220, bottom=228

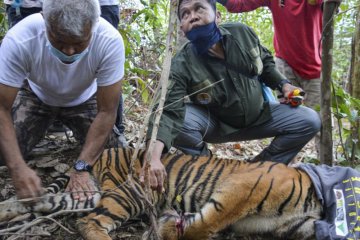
left=185, top=21, right=222, bottom=55
left=47, top=41, right=89, bottom=63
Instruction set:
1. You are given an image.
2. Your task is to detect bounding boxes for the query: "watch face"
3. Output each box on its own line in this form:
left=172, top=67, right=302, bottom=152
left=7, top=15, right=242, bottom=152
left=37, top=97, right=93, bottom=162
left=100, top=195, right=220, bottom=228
left=74, top=160, right=86, bottom=171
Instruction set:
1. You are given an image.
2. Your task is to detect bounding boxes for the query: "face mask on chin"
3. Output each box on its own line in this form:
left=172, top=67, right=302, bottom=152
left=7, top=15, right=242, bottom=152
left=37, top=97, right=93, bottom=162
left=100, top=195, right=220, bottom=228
left=47, top=41, right=89, bottom=63
left=185, top=21, right=222, bottom=55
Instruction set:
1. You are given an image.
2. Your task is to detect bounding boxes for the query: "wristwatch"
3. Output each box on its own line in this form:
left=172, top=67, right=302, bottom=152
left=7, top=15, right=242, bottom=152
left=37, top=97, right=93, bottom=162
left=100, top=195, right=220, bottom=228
left=73, top=159, right=92, bottom=172
left=277, top=79, right=292, bottom=92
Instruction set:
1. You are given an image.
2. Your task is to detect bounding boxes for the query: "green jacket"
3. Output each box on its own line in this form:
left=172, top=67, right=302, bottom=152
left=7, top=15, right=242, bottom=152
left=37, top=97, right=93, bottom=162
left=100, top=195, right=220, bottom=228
left=148, top=22, right=285, bottom=151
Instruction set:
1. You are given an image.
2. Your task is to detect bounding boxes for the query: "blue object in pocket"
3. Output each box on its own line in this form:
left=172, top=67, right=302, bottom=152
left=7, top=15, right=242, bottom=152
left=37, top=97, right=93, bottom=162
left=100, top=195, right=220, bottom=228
left=262, top=83, right=277, bottom=103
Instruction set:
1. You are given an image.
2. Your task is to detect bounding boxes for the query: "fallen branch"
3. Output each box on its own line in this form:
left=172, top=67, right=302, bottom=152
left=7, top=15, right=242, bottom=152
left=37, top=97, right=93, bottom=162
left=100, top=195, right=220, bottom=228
left=0, top=209, right=92, bottom=235
left=127, top=1, right=178, bottom=240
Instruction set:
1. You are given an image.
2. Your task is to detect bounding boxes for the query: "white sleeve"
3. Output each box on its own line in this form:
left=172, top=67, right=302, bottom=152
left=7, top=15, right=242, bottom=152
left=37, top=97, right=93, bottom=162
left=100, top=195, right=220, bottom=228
left=0, top=35, right=28, bottom=88
left=95, top=35, right=125, bottom=87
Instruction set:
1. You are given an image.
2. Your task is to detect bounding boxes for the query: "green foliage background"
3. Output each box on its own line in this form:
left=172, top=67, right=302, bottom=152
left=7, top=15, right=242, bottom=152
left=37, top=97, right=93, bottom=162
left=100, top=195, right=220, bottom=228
left=0, top=2, right=7, bottom=40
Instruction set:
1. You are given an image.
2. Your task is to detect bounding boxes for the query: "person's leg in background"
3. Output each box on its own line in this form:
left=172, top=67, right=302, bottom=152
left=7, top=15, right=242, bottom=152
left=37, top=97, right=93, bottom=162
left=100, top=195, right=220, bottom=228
left=5, top=5, right=42, bottom=29
left=100, top=5, right=119, bottom=28
left=100, top=4, right=127, bottom=147
left=275, top=57, right=322, bottom=158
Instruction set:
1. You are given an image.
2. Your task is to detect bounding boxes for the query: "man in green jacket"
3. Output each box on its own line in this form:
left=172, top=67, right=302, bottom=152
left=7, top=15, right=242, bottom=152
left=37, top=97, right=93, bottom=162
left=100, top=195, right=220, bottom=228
left=144, top=0, right=321, bottom=192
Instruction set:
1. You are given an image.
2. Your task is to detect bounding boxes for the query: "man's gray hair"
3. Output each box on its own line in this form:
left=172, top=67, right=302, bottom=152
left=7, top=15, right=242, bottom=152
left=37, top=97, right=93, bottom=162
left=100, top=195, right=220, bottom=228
left=43, top=0, right=100, bottom=38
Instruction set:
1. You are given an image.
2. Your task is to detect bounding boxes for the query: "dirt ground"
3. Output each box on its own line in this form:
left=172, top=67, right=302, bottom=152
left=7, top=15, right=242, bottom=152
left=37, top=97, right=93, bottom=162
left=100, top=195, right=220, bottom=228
left=0, top=103, right=319, bottom=240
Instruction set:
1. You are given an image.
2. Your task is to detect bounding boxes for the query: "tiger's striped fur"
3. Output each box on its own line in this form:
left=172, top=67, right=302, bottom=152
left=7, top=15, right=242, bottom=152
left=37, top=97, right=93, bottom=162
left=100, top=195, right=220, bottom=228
left=0, top=148, right=322, bottom=240
left=78, top=148, right=322, bottom=240
left=0, top=175, right=101, bottom=223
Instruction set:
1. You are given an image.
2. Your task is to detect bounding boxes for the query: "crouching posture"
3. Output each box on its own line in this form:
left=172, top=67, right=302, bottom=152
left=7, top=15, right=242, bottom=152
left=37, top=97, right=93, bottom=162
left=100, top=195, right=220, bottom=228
left=0, top=148, right=323, bottom=239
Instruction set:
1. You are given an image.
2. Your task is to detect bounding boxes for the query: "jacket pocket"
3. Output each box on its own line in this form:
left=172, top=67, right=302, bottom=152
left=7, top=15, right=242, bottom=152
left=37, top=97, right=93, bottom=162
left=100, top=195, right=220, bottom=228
left=189, top=79, right=214, bottom=105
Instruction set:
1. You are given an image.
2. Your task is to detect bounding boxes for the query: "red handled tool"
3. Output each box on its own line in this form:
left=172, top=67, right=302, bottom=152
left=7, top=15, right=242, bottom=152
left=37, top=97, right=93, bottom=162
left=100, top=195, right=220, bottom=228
left=278, top=89, right=305, bottom=107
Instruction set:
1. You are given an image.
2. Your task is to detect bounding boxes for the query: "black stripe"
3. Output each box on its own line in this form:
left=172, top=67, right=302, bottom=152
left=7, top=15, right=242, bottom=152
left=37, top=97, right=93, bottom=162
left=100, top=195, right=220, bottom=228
left=267, top=162, right=280, bottom=173
left=88, top=218, right=109, bottom=230
left=198, top=161, right=226, bottom=203
left=173, top=166, right=195, bottom=211
left=165, top=153, right=188, bottom=174
left=190, top=164, right=222, bottom=212
left=284, top=216, right=312, bottom=239
left=103, top=194, right=135, bottom=215
left=294, top=172, right=303, bottom=207
left=104, top=184, right=144, bottom=215
left=278, top=179, right=296, bottom=215
left=46, top=176, right=69, bottom=193
left=257, top=178, right=274, bottom=212
left=229, top=160, right=242, bottom=174
left=208, top=198, right=224, bottom=212
left=303, top=186, right=314, bottom=213
left=247, top=174, right=263, bottom=200
left=192, top=158, right=213, bottom=183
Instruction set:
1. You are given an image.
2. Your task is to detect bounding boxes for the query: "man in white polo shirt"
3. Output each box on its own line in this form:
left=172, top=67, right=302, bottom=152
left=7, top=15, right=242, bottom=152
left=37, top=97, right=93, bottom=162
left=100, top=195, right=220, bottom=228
left=0, top=0, right=125, bottom=202
left=3, top=0, right=128, bottom=146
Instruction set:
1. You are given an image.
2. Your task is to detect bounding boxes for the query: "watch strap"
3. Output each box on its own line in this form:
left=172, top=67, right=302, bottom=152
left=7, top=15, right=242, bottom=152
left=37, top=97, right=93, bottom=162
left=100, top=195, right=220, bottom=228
left=74, top=159, right=92, bottom=172
left=277, top=79, right=292, bottom=92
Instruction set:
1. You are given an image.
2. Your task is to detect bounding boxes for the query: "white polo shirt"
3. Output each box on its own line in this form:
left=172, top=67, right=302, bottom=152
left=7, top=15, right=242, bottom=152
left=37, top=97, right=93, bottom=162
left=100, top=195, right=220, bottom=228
left=0, top=13, right=125, bottom=107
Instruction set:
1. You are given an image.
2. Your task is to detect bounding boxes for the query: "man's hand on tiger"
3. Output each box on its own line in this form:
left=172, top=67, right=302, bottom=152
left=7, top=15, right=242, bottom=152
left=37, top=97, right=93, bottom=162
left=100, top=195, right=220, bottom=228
left=140, top=157, right=167, bottom=193
left=10, top=163, right=44, bottom=203
left=65, top=170, right=96, bottom=201
left=140, top=140, right=167, bottom=193
left=150, top=158, right=167, bottom=193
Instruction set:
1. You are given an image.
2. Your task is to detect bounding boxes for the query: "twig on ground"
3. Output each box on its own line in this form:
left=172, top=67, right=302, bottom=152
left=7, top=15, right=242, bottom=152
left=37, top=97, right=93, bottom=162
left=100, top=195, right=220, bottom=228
left=0, top=209, right=92, bottom=235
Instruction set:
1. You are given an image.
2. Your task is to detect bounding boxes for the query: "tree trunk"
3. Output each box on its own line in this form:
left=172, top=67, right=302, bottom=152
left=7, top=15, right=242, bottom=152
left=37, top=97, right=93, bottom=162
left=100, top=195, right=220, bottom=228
left=320, top=2, right=338, bottom=165
left=349, top=3, right=360, bottom=98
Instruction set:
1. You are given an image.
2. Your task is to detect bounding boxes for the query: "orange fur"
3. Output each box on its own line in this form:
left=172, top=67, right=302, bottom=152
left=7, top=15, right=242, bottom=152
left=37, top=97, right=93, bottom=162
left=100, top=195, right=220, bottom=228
left=76, top=148, right=322, bottom=240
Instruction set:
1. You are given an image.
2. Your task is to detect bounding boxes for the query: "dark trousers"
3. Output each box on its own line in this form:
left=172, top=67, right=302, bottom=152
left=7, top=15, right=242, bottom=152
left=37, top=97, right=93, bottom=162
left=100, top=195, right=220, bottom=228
left=173, top=103, right=321, bottom=164
left=100, top=5, right=120, bottom=29
left=6, top=5, right=42, bottom=28
left=100, top=5, right=124, bottom=133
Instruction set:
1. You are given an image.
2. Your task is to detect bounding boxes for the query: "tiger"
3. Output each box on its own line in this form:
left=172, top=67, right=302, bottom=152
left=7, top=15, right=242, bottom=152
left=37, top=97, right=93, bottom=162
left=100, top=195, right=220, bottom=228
left=0, top=147, right=322, bottom=240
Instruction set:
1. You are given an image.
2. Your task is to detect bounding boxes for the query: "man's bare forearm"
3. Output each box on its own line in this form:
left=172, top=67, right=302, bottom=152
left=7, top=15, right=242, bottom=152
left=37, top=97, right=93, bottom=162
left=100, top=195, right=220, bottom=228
left=77, top=110, right=116, bottom=166
left=0, top=109, right=25, bottom=170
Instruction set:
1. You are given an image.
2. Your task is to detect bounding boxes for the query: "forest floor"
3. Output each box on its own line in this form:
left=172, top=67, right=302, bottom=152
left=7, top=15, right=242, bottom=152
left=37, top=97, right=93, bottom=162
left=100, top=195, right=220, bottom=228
left=0, top=101, right=320, bottom=240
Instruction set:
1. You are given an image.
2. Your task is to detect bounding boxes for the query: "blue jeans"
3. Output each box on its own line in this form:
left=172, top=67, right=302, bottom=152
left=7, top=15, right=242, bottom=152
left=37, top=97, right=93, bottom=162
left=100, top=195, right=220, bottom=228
left=173, top=103, right=321, bottom=164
